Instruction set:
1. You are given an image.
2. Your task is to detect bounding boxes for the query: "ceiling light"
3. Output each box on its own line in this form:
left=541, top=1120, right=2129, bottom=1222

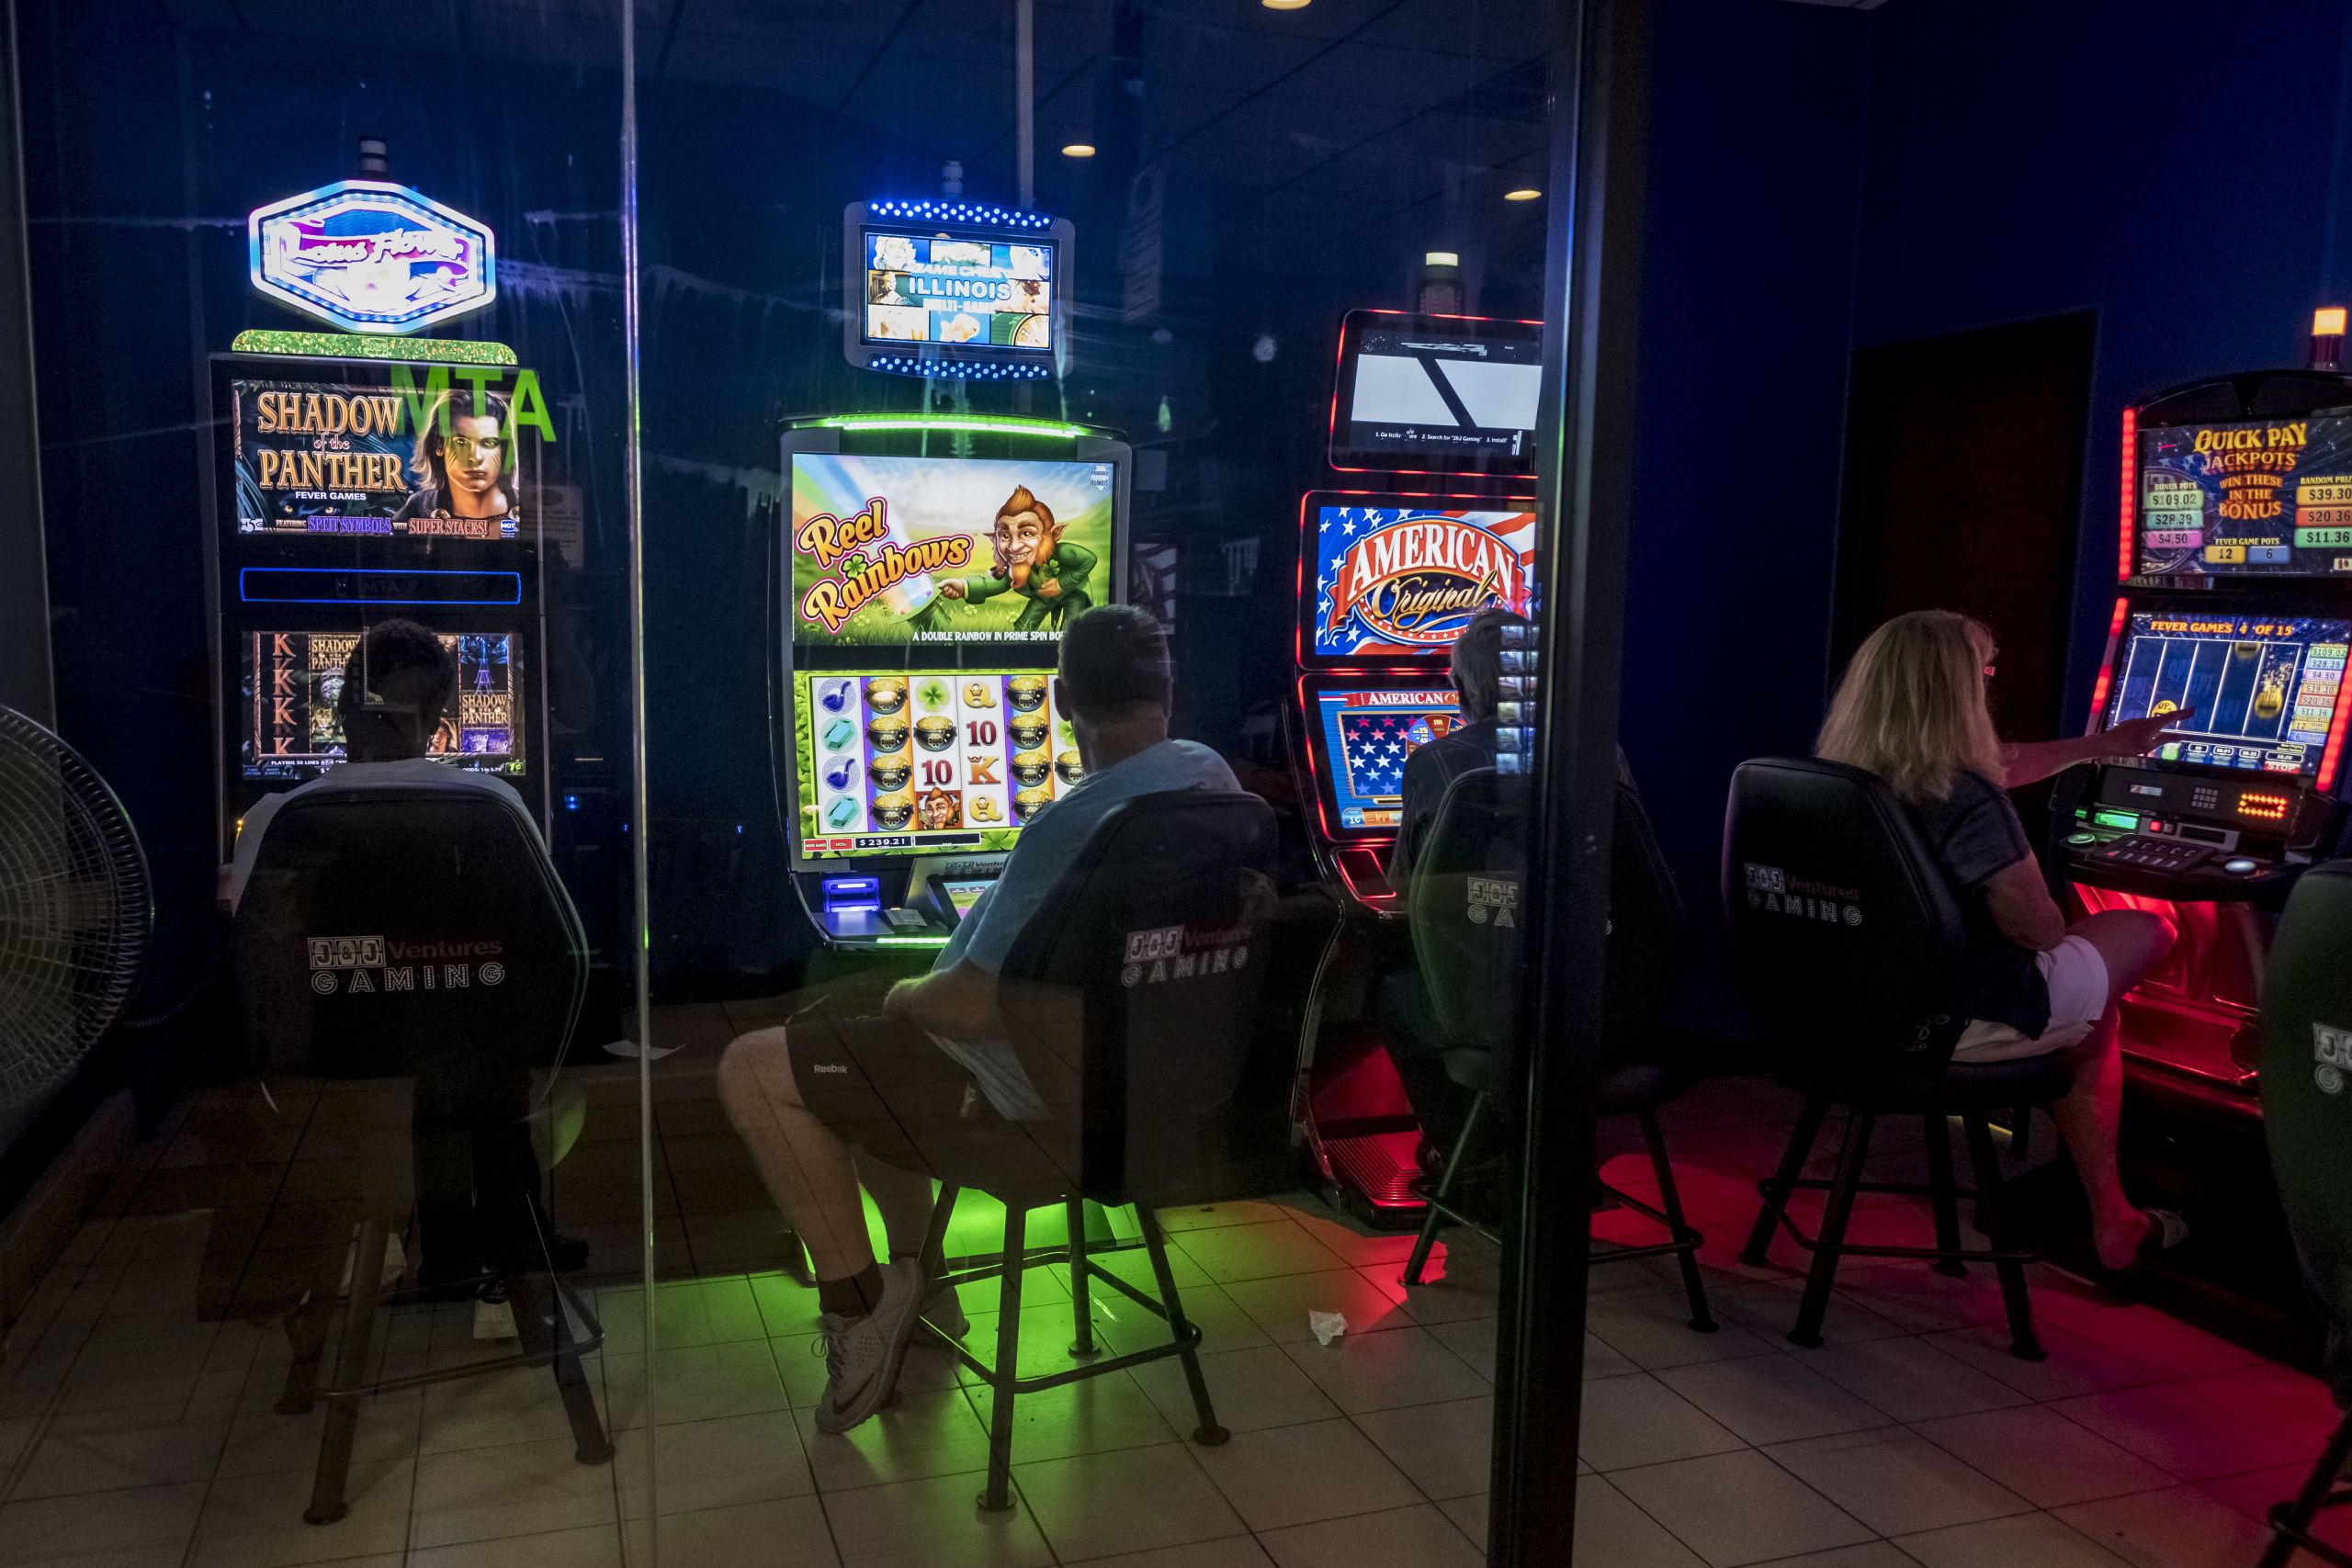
left=1424, top=251, right=1459, bottom=267
left=1504, top=187, right=1542, bottom=202
left=1262, top=0, right=1312, bottom=8
left=1061, top=143, right=1096, bottom=158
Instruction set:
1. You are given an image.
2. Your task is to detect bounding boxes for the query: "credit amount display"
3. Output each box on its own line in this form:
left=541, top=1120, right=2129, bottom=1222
left=1311, top=687, right=1463, bottom=836
left=2136, top=413, right=2352, bottom=577
left=794, top=670, right=1082, bottom=861
left=2104, top=613, right=2350, bottom=778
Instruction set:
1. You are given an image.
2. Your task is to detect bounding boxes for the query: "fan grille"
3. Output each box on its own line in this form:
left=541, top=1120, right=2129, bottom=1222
left=0, top=707, right=150, bottom=1113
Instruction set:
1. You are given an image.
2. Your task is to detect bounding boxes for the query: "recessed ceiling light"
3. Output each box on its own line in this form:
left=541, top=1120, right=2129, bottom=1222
left=1504, top=187, right=1542, bottom=201
left=1262, top=0, right=1311, bottom=9
left=1061, top=142, right=1097, bottom=158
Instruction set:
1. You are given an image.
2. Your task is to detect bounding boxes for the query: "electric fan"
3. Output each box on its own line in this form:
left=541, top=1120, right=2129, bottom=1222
left=0, top=705, right=149, bottom=1122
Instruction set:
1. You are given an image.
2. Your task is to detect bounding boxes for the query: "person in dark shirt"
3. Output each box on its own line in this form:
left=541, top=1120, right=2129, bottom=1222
left=1818, top=609, right=2190, bottom=1273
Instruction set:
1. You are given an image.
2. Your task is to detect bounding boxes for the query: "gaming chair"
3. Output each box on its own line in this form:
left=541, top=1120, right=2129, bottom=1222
left=232, top=784, right=608, bottom=1524
left=2256, top=863, right=2352, bottom=1567
left=1396, top=768, right=1713, bottom=1336
left=908, top=788, right=1279, bottom=1512
left=1724, top=757, right=2070, bottom=1359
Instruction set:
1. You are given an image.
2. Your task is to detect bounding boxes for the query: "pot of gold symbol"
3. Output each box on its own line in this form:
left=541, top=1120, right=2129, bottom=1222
left=962, top=681, right=997, bottom=708
left=1012, top=786, right=1052, bottom=824
left=866, top=716, right=910, bottom=753
left=1010, top=750, right=1052, bottom=788
left=2256, top=672, right=2289, bottom=721
left=1006, top=675, right=1049, bottom=713
left=1009, top=715, right=1048, bottom=751
left=914, top=715, right=956, bottom=752
left=869, top=751, right=911, bottom=790
left=1055, top=748, right=1083, bottom=784
left=870, top=791, right=914, bottom=830
left=864, top=677, right=908, bottom=715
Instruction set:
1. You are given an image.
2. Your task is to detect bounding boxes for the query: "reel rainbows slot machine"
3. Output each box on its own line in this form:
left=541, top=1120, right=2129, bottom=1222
left=775, top=416, right=1129, bottom=951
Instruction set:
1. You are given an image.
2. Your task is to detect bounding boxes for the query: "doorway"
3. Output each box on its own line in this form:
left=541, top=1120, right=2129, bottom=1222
left=1834, top=312, right=2098, bottom=750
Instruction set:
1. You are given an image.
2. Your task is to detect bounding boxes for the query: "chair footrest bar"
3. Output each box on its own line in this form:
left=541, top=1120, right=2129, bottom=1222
left=1753, top=1182, right=2040, bottom=1266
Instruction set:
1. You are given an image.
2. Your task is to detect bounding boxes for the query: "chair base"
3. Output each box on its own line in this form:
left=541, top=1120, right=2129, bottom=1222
left=2259, top=1407, right=2352, bottom=1568
left=1742, top=1100, right=2047, bottom=1360
left=286, top=1214, right=611, bottom=1526
left=918, top=1190, right=1229, bottom=1514
left=1399, top=1095, right=1715, bottom=1333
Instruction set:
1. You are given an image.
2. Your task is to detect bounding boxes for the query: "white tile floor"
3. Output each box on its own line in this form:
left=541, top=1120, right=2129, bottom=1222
left=1, top=1055, right=2344, bottom=1567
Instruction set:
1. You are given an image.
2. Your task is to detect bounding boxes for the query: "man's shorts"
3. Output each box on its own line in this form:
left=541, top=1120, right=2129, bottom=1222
left=786, top=1003, right=1075, bottom=1193
left=1951, top=934, right=2110, bottom=1062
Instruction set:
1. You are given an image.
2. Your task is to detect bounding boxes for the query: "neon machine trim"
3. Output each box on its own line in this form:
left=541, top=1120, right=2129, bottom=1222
left=1289, top=310, right=1542, bottom=1224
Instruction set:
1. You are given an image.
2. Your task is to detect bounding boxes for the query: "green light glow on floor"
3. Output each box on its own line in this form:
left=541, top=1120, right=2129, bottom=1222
left=230, top=329, right=518, bottom=366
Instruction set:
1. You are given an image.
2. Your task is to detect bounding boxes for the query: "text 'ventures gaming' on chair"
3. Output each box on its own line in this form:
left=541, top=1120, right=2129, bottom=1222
left=232, top=786, right=609, bottom=1525
left=901, top=789, right=1279, bottom=1513
left=1723, top=757, right=2068, bottom=1360
left=2256, top=863, right=2352, bottom=1568
left=1397, top=768, right=1714, bottom=1335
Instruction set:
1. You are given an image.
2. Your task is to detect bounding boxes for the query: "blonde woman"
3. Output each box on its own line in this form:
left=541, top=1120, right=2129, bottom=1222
left=1819, top=610, right=2188, bottom=1274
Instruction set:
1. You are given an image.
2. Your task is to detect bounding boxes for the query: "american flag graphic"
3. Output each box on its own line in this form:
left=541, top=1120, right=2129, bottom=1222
left=1338, top=709, right=1430, bottom=799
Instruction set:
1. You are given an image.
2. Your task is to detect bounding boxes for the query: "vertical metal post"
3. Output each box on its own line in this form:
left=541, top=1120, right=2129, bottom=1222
left=1016, top=0, right=1036, bottom=208
left=618, top=0, right=660, bottom=1549
left=1488, top=0, right=1652, bottom=1562
left=0, top=0, right=52, bottom=727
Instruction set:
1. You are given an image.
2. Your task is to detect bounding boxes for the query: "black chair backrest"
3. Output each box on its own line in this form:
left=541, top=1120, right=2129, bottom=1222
left=2259, top=862, right=2352, bottom=1329
left=1720, top=757, right=1967, bottom=1077
left=1407, top=769, right=1528, bottom=1056
left=997, top=788, right=1279, bottom=1209
left=1407, top=769, right=1683, bottom=1065
left=232, top=785, right=588, bottom=1096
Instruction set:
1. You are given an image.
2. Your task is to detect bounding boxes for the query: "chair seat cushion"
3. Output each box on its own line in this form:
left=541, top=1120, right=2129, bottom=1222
left=1782, top=1050, right=2073, bottom=1113
left=1594, top=1061, right=1681, bottom=1114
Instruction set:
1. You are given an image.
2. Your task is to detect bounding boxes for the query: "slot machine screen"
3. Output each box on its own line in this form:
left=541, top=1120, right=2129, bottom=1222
left=857, top=230, right=1057, bottom=353
left=2102, top=612, right=2350, bottom=777
left=2135, top=412, right=2352, bottom=577
left=1305, top=684, right=1464, bottom=840
left=1329, top=310, right=1544, bottom=477
left=227, top=378, right=522, bottom=543
left=1299, top=493, right=1538, bottom=668
left=242, top=629, right=526, bottom=781
left=786, top=454, right=1117, bottom=650
left=792, top=669, right=1080, bottom=863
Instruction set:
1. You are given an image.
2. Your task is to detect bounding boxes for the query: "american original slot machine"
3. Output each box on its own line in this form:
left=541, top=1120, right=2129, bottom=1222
left=2055, top=313, right=2352, bottom=1116
left=1289, top=309, right=1543, bottom=1222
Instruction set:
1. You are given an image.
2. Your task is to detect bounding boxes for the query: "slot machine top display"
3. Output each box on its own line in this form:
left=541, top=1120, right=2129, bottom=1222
left=2066, top=367, right=2352, bottom=897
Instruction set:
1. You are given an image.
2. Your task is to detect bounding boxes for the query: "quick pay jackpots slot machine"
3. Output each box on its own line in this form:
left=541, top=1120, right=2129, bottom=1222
left=2057, top=367, right=2352, bottom=1103
left=775, top=416, right=1129, bottom=950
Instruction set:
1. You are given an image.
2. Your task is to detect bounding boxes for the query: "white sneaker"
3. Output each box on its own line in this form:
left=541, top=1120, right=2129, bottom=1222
left=812, top=1260, right=925, bottom=1434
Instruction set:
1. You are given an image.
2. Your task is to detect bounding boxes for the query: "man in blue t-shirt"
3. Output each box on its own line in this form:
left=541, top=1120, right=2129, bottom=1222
left=717, top=605, right=1238, bottom=1435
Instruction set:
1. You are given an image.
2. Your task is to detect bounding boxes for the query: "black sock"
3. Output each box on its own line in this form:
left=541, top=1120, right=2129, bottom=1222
left=817, top=1264, right=886, bottom=1317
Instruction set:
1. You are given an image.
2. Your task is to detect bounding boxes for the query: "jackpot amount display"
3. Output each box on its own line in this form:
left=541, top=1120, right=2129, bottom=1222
left=2136, top=413, right=2352, bottom=576
left=796, top=671, right=1083, bottom=859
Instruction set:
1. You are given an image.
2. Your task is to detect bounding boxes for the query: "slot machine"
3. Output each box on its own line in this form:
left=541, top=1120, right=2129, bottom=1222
left=774, top=414, right=1129, bottom=952
left=1289, top=310, right=1543, bottom=1222
left=209, top=168, right=569, bottom=868
left=2056, top=330, right=2352, bottom=1114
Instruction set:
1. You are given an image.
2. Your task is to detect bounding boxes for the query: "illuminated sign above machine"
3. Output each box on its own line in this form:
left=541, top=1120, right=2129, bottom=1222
left=842, top=199, right=1073, bottom=378
left=248, top=180, right=496, bottom=335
